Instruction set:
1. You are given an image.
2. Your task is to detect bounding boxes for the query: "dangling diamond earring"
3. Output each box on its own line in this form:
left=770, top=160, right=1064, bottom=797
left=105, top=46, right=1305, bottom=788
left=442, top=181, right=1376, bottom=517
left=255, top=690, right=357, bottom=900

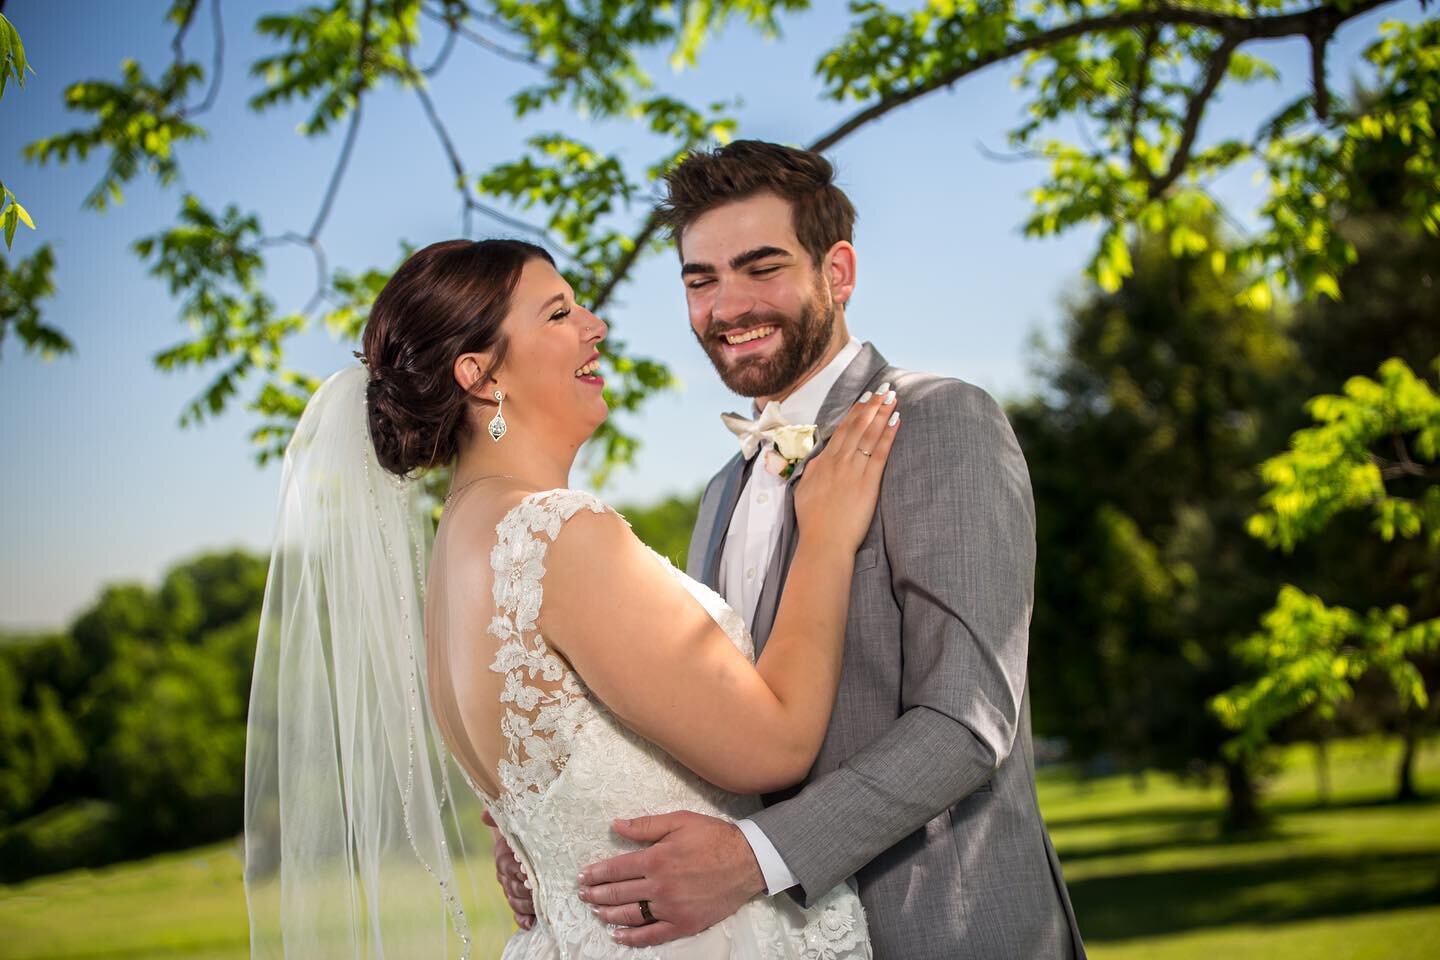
left=488, top=390, right=508, bottom=442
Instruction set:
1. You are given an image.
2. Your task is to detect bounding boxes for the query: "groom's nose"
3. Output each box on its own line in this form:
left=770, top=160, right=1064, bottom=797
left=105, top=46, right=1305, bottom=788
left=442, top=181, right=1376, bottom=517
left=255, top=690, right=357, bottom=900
left=710, top=278, right=757, bottom=327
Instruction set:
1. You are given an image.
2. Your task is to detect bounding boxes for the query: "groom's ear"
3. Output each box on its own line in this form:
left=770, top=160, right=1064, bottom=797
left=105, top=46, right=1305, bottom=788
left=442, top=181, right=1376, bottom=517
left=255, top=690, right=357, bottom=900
left=823, top=241, right=857, bottom=307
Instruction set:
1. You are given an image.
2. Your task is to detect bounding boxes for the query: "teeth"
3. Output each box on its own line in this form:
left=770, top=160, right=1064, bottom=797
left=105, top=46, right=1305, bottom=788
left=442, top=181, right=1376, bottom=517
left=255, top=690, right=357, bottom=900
left=574, top=359, right=600, bottom=377
left=724, top=326, right=776, bottom=345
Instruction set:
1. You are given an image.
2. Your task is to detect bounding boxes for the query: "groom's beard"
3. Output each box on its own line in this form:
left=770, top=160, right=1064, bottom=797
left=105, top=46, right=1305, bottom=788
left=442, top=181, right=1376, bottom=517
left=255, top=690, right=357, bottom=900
left=697, top=283, right=835, bottom=399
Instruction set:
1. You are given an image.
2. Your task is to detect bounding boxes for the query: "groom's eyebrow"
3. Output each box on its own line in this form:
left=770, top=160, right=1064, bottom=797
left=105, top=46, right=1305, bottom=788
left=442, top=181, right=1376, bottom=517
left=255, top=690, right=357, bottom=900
left=680, top=245, right=793, bottom=276
left=731, top=245, right=792, bottom=269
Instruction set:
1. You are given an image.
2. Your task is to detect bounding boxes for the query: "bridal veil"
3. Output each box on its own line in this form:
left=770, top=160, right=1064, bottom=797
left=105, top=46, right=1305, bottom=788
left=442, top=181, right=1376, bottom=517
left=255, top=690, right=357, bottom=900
left=243, top=364, right=488, bottom=957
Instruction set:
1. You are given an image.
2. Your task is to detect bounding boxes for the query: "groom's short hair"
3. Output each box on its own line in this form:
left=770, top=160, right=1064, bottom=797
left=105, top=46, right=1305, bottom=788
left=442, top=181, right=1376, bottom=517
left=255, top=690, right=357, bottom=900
left=658, top=140, right=856, bottom=267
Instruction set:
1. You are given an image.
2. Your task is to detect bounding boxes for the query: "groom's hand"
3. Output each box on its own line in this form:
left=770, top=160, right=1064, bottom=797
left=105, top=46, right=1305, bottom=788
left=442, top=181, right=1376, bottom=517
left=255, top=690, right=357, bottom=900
left=577, top=811, right=765, bottom=947
left=484, top=809, right=536, bottom=931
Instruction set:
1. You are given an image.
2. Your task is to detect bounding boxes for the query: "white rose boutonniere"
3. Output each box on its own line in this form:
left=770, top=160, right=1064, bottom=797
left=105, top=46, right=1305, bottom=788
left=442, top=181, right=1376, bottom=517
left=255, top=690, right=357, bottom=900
left=766, top=423, right=818, bottom=479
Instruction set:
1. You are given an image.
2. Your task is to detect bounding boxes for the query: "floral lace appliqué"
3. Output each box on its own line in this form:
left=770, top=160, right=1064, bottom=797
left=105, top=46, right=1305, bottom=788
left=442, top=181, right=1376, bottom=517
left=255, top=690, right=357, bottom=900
left=487, top=489, right=610, bottom=805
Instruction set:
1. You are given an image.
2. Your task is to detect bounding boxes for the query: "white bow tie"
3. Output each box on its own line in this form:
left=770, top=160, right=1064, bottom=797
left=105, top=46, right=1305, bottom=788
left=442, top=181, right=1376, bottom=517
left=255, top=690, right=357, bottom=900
left=720, top=401, right=789, bottom=460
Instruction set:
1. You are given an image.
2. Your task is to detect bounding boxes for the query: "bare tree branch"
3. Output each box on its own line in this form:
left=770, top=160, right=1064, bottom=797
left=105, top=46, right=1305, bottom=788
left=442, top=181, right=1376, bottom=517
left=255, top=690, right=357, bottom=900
left=1149, top=33, right=1239, bottom=199
left=407, top=60, right=564, bottom=250
left=307, top=0, right=375, bottom=242
left=190, top=0, right=225, bottom=117
left=420, top=2, right=539, bottom=67
left=262, top=231, right=330, bottom=316
left=974, top=139, right=1046, bottom=163
left=421, top=18, right=460, bottom=76
left=171, top=0, right=201, bottom=75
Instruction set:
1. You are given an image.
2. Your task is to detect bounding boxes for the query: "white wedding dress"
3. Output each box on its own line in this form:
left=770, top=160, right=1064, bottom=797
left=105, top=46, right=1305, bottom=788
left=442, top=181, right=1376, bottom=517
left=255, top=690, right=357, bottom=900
left=438, top=488, right=871, bottom=960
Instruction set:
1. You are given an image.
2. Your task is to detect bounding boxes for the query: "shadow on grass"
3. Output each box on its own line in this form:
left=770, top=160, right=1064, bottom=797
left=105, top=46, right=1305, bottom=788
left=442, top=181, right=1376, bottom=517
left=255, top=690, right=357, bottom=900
left=1047, top=792, right=1439, bottom=833
left=1070, top=850, right=1440, bottom=942
left=1056, top=823, right=1312, bottom=864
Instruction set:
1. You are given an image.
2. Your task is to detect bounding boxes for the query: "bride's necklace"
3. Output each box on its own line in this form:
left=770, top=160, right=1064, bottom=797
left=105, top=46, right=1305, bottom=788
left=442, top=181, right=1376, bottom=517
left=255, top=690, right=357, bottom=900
left=443, top=472, right=529, bottom=507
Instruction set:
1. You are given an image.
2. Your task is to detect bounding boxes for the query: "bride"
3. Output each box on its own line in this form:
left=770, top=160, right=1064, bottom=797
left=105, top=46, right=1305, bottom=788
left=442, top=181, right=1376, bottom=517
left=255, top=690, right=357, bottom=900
left=243, top=238, right=898, bottom=958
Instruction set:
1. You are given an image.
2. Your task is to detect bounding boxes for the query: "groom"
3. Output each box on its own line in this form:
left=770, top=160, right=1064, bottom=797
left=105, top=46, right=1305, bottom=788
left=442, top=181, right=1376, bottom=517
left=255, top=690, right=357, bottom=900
left=495, top=140, right=1086, bottom=959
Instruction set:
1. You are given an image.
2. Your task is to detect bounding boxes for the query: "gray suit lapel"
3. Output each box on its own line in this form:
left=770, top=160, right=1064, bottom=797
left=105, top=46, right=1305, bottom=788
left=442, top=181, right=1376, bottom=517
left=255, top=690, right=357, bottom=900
left=750, top=343, right=893, bottom=653
left=697, top=453, right=749, bottom=592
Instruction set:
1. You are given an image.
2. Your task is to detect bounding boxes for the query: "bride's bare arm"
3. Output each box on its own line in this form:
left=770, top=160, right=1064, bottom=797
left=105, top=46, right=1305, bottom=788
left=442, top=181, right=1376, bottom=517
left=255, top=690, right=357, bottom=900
left=542, top=392, right=899, bottom=795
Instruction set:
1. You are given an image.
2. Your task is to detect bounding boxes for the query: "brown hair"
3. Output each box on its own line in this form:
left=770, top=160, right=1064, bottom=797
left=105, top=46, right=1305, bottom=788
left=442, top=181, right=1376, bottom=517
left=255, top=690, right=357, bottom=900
left=361, top=238, right=555, bottom=477
left=657, top=140, right=856, bottom=265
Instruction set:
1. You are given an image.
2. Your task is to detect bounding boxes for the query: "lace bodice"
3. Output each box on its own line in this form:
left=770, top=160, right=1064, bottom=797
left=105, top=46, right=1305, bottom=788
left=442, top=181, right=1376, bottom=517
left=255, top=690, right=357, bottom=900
left=448, top=489, right=870, bottom=960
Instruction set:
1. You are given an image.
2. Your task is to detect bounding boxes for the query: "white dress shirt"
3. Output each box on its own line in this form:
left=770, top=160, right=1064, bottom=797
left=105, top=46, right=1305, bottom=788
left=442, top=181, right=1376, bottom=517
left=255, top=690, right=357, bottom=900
left=723, top=337, right=864, bottom=896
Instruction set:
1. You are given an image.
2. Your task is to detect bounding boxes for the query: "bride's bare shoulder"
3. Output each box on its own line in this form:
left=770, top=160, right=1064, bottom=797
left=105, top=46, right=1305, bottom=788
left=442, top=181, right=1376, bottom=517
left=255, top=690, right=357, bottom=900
left=431, top=486, right=541, bottom=574
left=438, top=486, right=625, bottom=558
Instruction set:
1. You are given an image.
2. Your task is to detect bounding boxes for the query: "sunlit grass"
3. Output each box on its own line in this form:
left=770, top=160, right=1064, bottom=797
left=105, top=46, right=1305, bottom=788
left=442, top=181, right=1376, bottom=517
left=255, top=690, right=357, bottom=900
left=1041, top=736, right=1440, bottom=957
left=1, top=736, right=1436, bottom=958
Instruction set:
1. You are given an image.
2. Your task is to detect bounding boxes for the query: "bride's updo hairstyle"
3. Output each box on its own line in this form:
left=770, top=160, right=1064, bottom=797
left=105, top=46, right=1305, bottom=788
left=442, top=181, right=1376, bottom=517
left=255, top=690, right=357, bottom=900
left=362, top=238, right=555, bottom=477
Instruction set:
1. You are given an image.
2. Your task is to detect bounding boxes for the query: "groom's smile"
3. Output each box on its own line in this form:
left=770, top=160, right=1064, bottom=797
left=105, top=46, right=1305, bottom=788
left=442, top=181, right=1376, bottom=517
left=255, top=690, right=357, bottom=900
left=679, top=193, right=842, bottom=400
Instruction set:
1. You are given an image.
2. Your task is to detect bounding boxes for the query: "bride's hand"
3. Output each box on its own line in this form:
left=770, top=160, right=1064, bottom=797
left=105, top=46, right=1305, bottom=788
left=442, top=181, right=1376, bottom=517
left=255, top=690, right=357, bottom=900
left=793, top=386, right=900, bottom=553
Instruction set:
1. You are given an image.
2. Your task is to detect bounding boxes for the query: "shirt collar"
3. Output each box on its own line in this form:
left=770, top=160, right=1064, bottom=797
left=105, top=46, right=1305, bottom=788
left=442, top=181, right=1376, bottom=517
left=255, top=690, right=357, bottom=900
left=753, top=337, right=864, bottom=425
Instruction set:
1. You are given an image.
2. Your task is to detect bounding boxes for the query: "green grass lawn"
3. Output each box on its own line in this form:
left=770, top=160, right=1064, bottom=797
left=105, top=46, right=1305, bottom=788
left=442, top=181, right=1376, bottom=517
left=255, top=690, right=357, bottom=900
left=1, top=736, right=1436, bottom=959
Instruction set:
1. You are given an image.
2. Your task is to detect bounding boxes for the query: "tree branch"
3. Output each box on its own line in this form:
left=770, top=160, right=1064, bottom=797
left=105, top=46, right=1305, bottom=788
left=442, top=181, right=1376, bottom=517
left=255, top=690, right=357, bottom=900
left=192, top=0, right=225, bottom=116
left=170, top=0, right=200, bottom=75
left=1309, top=19, right=1337, bottom=121
left=421, top=18, right=459, bottom=76
left=1128, top=23, right=1159, bottom=182
left=402, top=47, right=568, bottom=252
left=1149, top=33, right=1239, bottom=199
left=419, top=2, right=539, bottom=67
left=262, top=232, right=329, bottom=317
left=806, top=0, right=1394, bottom=153
left=1391, top=433, right=1426, bottom=477
left=592, top=213, right=661, bottom=313
left=307, top=0, right=375, bottom=242
left=167, top=0, right=224, bottom=118
left=538, top=3, right=1399, bottom=319
left=974, top=139, right=1046, bottom=163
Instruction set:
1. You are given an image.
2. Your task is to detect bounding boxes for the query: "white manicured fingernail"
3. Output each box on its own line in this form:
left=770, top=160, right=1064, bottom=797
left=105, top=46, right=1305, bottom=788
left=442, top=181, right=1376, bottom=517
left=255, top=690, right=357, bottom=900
left=888, top=411, right=899, bottom=426
left=883, top=390, right=896, bottom=405
left=878, top=382, right=891, bottom=393
left=858, top=391, right=873, bottom=404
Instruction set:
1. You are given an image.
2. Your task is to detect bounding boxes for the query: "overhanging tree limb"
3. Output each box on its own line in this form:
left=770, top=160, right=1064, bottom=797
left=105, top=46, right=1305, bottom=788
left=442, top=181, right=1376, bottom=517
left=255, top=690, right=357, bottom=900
left=596, top=1, right=1400, bottom=314
left=1150, top=33, right=1239, bottom=199
left=807, top=0, right=1393, bottom=153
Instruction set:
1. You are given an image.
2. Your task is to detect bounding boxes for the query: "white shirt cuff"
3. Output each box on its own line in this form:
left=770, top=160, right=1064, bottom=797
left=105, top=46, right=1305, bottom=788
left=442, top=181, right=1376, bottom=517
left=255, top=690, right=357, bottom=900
left=735, top=818, right=799, bottom=895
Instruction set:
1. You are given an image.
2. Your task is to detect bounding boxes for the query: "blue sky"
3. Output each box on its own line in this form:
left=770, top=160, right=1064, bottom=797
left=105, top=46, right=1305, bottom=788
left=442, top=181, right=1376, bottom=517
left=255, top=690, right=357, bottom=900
left=0, top=1, right=1412, bottom=629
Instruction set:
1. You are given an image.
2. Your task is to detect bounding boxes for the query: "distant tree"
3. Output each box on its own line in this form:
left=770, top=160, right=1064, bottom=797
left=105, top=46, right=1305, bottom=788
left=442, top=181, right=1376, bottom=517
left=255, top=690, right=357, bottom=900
left=92, top=636, right=249, bottom=842
left=0, top=648, right=85, bottom=825
left=617, top=490, right=701, bottom=570
left=0, top=549, right=267, bottom=875
left=1208, top=74, right=1440, bottom=802
left=1013, top=215, right=1297, bottom=829
left=1211, top=357, right=1440, bottom=800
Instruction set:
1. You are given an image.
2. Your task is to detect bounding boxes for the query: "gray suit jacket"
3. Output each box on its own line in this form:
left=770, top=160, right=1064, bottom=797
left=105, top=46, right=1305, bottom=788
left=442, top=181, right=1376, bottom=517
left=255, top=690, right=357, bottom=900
left=687, top=343, right=1085, bottom=960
